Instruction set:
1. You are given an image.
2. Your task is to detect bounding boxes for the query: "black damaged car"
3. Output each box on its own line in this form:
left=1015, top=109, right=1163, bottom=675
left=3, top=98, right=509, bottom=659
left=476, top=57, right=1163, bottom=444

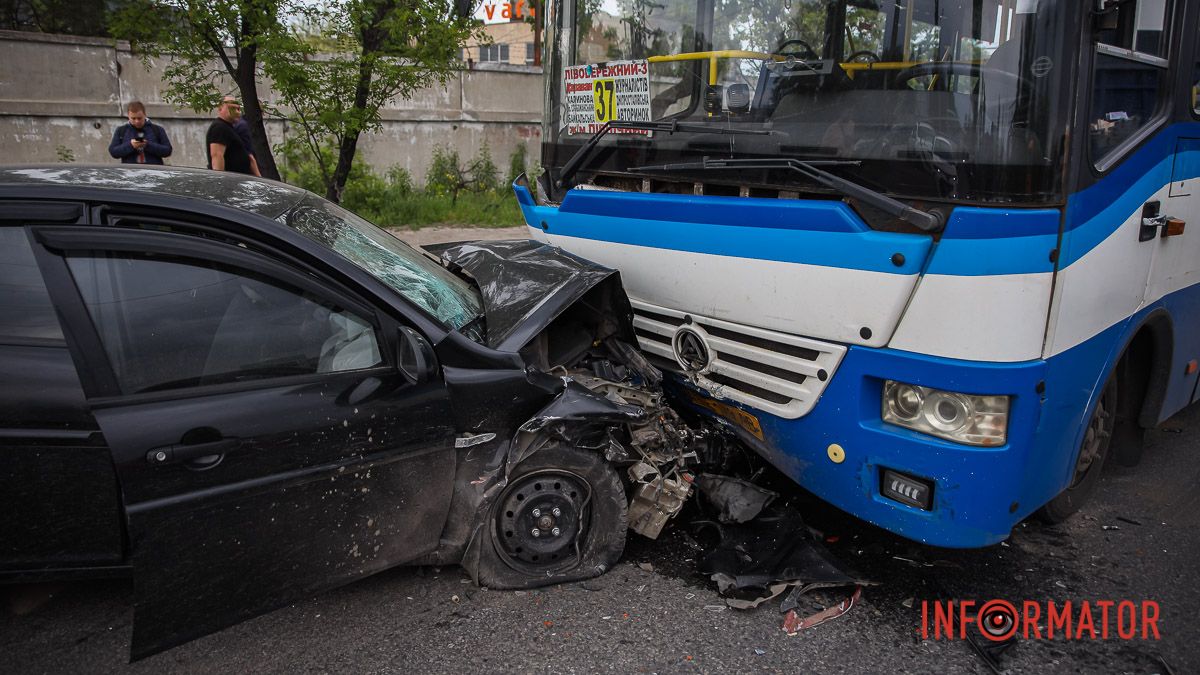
left=0, top=166, right=718, bottom=659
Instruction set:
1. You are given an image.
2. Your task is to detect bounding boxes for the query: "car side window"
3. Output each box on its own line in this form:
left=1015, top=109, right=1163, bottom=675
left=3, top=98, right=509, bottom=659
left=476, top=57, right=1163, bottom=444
left=65, top=253, right=382, bottom=395
left=0, top=227, right=64, bottom=343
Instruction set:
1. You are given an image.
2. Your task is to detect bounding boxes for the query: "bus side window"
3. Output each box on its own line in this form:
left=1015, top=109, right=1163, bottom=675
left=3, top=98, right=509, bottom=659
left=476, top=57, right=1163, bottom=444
left=1095, top=0, right=1169, bottom=57
left=1089, top=0, right=1170, bottom=165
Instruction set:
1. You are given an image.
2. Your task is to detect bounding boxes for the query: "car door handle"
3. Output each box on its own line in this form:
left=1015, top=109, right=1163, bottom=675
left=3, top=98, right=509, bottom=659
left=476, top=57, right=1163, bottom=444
left=146, top=438, right=241, bottom=466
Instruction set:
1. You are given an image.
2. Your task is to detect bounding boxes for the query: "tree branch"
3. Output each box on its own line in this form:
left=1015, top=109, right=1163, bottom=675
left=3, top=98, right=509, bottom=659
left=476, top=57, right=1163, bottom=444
left=199, top=21, right=238, bottom=77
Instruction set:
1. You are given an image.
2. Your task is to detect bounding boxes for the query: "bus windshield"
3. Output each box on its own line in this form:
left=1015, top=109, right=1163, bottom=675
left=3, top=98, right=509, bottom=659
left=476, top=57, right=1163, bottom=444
left=543, top=0, right=1078, bottom=205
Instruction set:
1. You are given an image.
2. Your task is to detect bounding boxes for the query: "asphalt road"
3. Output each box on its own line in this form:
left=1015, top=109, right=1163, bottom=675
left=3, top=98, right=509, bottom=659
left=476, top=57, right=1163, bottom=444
left=3, top=229, right=1197, bottom=673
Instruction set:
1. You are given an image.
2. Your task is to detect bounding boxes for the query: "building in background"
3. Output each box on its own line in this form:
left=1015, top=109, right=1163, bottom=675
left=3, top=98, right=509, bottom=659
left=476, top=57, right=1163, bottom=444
left=465, top=1, right=540, bottom=67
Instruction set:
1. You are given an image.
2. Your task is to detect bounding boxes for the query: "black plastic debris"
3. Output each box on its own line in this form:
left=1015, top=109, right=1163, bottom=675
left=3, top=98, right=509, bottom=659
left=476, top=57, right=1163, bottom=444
left=695, top=474, right=777, bottom=524
left=694, top=506, right=871, bottom=611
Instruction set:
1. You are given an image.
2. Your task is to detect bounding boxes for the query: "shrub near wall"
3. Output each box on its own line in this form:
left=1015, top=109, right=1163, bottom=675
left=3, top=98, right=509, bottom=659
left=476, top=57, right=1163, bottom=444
left=280, top=143, right=524, bottom=228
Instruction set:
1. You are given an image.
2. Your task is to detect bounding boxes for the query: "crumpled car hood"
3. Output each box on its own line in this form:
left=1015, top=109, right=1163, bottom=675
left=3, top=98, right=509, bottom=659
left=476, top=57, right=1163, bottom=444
left=427, top=239, right=627, bottom=351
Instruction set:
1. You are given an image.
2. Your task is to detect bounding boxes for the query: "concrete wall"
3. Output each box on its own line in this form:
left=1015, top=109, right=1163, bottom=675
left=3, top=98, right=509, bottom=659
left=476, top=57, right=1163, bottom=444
left=0, top=30, right=544, bottom=184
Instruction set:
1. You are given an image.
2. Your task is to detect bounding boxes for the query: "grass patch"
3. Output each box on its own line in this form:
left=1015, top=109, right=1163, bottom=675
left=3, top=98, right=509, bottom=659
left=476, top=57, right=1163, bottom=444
left=376, top=192, right=524, bottom=229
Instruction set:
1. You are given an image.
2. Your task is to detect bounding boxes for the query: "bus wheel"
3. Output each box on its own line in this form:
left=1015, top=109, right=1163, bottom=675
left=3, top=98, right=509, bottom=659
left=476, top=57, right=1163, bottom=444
left=1038, top=375, right=1118, bottom=523
left=475, top=445, right=627, bottom=590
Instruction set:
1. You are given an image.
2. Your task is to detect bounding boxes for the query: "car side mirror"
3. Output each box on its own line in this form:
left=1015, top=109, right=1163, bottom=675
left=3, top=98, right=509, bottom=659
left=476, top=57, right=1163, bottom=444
left=397, top=326, right=437, bottom=385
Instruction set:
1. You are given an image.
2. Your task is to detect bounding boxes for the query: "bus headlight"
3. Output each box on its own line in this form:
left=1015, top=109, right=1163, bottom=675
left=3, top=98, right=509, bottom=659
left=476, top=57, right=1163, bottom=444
left=882, top=380, right=1009, bottom=446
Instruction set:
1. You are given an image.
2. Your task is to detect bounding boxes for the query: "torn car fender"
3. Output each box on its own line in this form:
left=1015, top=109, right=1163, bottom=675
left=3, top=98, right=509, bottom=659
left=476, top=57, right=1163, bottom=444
left=507, top=377, right=649, bottom=474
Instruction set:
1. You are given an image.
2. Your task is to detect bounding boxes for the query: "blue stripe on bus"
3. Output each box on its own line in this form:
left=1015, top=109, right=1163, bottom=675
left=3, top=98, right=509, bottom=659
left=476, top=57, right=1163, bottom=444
left=924, top=232, right=1060, bottom=276
left=923, top=207, right=1060, bottom=276
left=559, top=189, right=870, bottom=233
left=938, top=207, right=1061, bottom=239
left=521, top=196, right=1057, bottom=277
left=519, top=200, right=932, bottom=275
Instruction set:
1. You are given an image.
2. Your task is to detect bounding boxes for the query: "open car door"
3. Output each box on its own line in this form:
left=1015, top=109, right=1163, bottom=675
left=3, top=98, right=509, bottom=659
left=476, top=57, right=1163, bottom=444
left=32, top=225, right=457, bottom=659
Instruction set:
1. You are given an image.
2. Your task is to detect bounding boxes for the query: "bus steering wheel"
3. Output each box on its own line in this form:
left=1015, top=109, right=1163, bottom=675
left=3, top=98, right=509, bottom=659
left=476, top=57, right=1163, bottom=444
left=774, top=38, right=820, bottom=61
left=846, top=50, right=881, bottom=64
left=895, top=61, right=1026, bottom=90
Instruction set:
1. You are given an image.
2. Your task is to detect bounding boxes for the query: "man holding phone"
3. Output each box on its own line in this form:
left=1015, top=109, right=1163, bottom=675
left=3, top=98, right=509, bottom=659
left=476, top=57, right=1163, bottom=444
left=206, top=96, right=261, bottom=176
left=108, top=101, right=172, bottom=165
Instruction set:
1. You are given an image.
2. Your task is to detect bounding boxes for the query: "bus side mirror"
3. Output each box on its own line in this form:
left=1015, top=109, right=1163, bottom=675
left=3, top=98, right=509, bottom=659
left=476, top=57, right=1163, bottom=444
left=727, top=84, right=751, bottom=115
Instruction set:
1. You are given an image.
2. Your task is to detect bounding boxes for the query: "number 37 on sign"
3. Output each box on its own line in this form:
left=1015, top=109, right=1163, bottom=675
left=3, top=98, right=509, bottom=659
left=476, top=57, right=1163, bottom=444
left=562, top=60, right=652, bottom=135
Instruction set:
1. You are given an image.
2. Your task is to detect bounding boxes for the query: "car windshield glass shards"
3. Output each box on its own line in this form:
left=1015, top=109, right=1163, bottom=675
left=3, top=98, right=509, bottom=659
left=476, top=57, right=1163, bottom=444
left=283, top=196, right=483, bottom=330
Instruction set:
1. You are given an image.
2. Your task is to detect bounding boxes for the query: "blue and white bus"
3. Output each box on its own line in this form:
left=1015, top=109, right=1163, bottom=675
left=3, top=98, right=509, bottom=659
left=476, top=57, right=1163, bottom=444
left=516, top=0, right=1199, bottom=546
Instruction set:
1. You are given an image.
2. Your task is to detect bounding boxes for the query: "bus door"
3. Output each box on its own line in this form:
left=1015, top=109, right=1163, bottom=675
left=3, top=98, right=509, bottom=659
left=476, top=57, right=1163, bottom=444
left=1082, top=1, right=1200, bottom=412
left=1142, top=17, right=1200, bottom=409
left=1148, top=138, right=1200, bottom=407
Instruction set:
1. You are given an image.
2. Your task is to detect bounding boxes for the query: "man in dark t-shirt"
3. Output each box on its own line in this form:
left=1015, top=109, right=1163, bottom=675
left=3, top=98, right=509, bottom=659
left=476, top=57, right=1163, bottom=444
left=206, top=96, right=260, bottom=176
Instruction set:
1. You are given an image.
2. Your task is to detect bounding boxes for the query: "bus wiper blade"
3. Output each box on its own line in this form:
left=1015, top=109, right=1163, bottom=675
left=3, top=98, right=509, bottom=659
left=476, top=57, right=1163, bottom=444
left=630, top=157, right=943, bottom=232
left=556, top=120, right=771, bottom=189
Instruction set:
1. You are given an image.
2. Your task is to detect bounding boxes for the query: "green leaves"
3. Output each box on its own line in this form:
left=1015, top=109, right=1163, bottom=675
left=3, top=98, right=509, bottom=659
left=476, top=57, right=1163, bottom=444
left=265, top=0, right=484, bottom=202
left=111, top=0, right=485, bottom=202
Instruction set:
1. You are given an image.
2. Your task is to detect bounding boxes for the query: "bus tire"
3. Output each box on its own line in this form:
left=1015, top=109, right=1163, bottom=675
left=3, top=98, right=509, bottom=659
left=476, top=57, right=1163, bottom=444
left=1038, top=374, right=1118, bottom=523
left=475, top=445, right=627, bottom=590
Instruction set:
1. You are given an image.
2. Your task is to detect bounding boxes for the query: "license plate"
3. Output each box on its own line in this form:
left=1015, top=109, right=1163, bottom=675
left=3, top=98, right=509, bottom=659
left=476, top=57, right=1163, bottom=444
left=686, top=390, right=764, bottom=440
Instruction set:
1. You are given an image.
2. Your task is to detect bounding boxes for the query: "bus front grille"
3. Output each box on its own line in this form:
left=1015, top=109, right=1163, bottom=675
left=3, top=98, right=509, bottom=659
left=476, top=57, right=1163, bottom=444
left=630, top=299, right=846, bottom=420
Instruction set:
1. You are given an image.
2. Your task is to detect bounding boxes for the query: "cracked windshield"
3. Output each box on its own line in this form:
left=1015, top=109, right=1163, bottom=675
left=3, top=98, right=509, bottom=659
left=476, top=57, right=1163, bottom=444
left=284, top=196, right=482, bottom=331
left=547, top=0, right=1072, bottom=203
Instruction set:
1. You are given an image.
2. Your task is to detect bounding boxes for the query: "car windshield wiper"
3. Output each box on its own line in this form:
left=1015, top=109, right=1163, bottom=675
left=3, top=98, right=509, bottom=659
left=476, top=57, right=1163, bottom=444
left=630, top=157, right=943, bottom=232
left=556, top=120, right=771, bottom=190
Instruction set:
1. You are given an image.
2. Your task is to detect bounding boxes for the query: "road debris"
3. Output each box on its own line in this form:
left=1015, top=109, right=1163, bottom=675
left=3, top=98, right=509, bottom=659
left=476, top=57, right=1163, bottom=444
left=891, top=554, right=962, bottom=570
left=694, top=474, right=777, bottom=523
left=691, top=505, right=872, bottom=614
left=782, top=586, right=863, bottom=635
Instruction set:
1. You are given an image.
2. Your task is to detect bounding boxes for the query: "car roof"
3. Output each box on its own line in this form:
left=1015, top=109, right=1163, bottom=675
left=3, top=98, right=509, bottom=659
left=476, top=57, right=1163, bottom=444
left=0, top=165, right=310, bottom=219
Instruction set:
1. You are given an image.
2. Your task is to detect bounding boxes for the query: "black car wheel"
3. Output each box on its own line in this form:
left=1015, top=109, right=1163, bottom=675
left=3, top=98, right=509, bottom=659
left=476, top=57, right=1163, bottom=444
left=476, top=445, right=626, bottom=589
left=1038, top=375, right=1117, bottom=523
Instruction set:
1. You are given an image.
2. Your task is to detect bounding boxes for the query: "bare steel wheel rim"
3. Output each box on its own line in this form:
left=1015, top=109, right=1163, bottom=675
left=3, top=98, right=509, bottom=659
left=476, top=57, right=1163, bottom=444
left=493, top=469, right=591, bottom=574
left=1072, top=385, right=1114, bottom=487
